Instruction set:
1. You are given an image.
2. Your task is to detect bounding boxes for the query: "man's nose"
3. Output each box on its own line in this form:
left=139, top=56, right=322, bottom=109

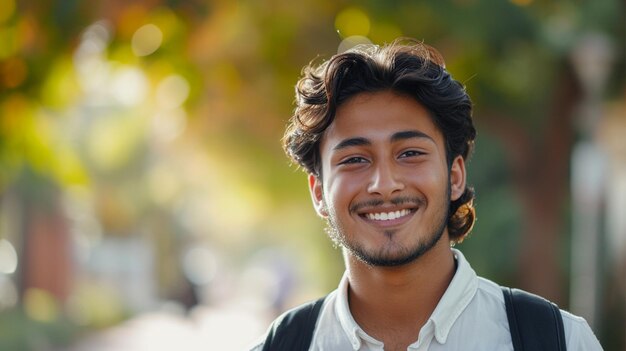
left=366, top=161, right=405, bottom=197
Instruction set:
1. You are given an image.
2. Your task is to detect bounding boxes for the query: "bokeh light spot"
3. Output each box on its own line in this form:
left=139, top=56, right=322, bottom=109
left=66, top=283, right=125, bottom=327
left=24, top=288, right=59, bottom=322
left=86, top=115, right=142, bottom=172
left=111, top=66, right=148, bottom=105
left=338, top=35, right=373, bottom=54
left=182, top=247, right=217, bottom=286
left=0, top=275, right=18, bottom=310
left=132, top=24, right=163, bottom=57
left=335, top=7, right=370, bottom=38
left=0, top=239, right=18, bottom=274
left=152, top=108, right=187, bottom=143
left=156, top=74, right=190, bottom=109
left=81, top=20, right=112, bottom=54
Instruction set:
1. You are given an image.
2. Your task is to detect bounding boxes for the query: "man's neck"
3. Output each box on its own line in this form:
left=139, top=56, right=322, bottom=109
left=344, top=240, right=456, bottom=349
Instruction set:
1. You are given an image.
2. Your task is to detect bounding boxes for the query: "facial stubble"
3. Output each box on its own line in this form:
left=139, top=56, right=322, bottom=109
left=323, top=182, right=451, bottom=267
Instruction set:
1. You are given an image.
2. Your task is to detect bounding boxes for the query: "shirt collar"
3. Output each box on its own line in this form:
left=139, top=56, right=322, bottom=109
left=429, top=248, right=478, bottom=344
left=335, top=272, right=364, bottom=350
left=333, top=248, right=478, bottom=348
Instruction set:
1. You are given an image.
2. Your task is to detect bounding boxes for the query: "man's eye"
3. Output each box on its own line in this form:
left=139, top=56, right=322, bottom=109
left=340, top=157, right=367, bottom=165
left=400, top=150, right=424, bottom=158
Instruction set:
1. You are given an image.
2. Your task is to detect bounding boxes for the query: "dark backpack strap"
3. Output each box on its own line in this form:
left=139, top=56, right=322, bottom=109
left=502, top=287, right=566, bottom=351
left=261, top=296, right=327, bottom=351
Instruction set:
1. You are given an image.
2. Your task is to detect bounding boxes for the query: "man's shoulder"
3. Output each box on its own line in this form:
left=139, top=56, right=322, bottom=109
left=246, top=294, right=331, bottom=351
left=475, top=276, right=507, bottom=300
left=560, top=308, right=589, bottom=324
left=474, top=276, right=589, bottom=322
left=471, top=275, right=513, bottom=314
left=273, top=295, right=329, bottom=326
left=471, top=276, right=603, bottom=350
left=559, top=309, right=603, bottom=350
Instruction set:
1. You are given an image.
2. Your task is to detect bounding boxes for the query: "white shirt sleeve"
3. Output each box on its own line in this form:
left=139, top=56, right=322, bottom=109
left=562, top=311, right=603, bottom=350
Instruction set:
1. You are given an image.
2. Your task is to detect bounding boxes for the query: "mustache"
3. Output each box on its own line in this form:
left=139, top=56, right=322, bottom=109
left=349, top=196, right=425, bottom=213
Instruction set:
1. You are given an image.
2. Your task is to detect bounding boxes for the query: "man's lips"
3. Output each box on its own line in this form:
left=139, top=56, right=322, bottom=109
left=362, top=208, right=414, bottom=221
left=356, top=207, right=417, bottom=229
left=351, top=196, right=424, bottom=220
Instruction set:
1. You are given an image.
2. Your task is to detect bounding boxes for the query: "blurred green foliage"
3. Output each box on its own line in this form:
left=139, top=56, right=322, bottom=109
left=0, top=306, right=79, bottom=350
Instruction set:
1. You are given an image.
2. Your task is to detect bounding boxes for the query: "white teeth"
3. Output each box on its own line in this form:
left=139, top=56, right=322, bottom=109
left=366, top=209, right=411, bottom=221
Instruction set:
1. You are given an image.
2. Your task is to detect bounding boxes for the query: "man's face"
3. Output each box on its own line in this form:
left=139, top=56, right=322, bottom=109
left=309, top=91, right=466, bottom=267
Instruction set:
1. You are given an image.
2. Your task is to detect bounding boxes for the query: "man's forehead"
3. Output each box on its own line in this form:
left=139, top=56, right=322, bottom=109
left=321, top=93, right=442, bottom=145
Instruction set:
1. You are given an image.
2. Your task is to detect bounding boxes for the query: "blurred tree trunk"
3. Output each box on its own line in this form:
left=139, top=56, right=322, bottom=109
left=17, top=171, right=73, bottom=303
left=22, top=202, right=73, bottom=302
left=482, top=61, right=582, bottom=304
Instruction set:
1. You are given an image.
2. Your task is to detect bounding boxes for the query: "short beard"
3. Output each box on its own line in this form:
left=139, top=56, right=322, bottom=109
left=324, top=184, right=451, bottom=267
left=325, top=213, right=447, bottom=267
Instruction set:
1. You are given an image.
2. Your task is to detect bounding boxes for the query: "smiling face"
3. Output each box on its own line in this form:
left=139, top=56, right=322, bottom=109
left=309, top=91, right=466, bottom=267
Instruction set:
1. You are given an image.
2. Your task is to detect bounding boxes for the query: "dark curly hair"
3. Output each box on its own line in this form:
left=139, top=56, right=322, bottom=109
left=283, top=39, right=477, bottom=243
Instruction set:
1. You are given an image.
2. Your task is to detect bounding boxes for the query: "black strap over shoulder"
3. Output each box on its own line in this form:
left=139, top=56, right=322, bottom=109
left=261, top=296, right=327, bottom=351
left=261, top=288, right=566, bottom=350
left=502, top=287, right=566, bottom=351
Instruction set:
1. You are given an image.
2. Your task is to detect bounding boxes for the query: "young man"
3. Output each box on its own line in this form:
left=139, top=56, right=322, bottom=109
left=251, top=39, right=602, bottom=350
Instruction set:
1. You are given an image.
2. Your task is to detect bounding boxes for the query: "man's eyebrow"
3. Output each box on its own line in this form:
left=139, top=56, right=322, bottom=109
left=332, top=131, right=434, bottom=151
left=333, top=137, right=371, bottom=151
left=391, top=130, right=435, bottom=143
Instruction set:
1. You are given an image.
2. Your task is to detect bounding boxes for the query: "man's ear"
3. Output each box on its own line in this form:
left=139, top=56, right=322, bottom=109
left=308, top=174, right=328, bottom=218
left=449, top=156, right=467, bottom=201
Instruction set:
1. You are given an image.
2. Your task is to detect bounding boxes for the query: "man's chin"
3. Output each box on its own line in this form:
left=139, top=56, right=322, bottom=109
left=349, top=247, right=421, bottom=267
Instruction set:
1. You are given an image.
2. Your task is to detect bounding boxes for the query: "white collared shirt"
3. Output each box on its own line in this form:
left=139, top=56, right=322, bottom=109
left=250, top=249, right=602, bottom=350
